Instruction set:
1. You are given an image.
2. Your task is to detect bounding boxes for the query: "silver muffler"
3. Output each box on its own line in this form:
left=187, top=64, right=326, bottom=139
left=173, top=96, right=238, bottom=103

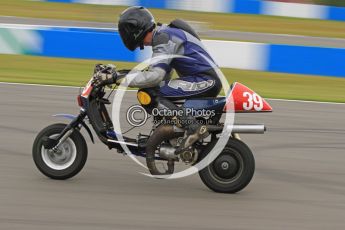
left=227, top=124, right=266, bottom=134
left=207, top=124, right=266, bottom=134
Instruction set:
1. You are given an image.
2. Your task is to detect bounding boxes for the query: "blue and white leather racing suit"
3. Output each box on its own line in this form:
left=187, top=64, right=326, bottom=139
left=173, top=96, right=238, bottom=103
left=125, top=23, right=222, bottom=98
left=124, top=23, right=222, bottom=135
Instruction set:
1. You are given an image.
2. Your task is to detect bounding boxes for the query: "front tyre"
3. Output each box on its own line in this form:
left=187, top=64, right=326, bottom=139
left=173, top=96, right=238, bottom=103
left=32, top=123, right=88, bottom=180
left=198, top=138, right=255, bottom=193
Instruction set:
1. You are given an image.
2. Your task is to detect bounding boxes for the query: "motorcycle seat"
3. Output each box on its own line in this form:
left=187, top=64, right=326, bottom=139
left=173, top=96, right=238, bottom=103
left=183, top=97, right=226, bottom=111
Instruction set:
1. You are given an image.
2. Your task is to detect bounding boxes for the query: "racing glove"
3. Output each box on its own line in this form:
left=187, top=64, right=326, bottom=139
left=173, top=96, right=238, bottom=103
left=93, top=64, right=117, bottom=86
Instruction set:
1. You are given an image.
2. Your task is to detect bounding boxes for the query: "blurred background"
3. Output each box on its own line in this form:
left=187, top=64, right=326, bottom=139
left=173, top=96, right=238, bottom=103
left=274, top=0, right=345, bottom=6
left=321, top=0, right=345, bottom=5
left=0, top=2, right=345, bottom=229
left=0, top=0, right=344, bottom=102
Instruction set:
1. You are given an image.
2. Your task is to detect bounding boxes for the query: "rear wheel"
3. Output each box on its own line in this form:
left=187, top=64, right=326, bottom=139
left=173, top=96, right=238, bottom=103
left=32, top=123, right=88, bottom=180
left=198, top=138, right=255, bottom=193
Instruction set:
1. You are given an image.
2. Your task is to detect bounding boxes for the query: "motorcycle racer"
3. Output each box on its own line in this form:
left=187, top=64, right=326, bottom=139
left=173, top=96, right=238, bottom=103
left=117, top=6, right=222, bottom=152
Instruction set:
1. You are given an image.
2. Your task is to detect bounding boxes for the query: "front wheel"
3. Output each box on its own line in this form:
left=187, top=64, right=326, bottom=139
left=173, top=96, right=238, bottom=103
left=198, top=138, right=255, bottom=193
left=32, top=123, right=88, bottom=180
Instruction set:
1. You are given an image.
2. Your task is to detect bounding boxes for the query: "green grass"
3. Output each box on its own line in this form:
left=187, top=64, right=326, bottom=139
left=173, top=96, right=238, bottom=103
left=1, top=54, right=344, bottom=103
left=0, top=0, right=345, bottom=39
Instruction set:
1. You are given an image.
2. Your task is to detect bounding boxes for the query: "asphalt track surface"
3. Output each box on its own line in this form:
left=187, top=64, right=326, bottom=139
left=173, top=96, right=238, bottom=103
left=1, top=16, right=345, bottom=47
left=0, top=82, right=345, bottom=229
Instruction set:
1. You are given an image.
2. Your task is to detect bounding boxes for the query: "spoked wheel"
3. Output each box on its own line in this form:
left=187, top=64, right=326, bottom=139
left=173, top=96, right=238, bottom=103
left=199, top=138, right=255, bottom=193
left=32, top=123, right=88, bottom=180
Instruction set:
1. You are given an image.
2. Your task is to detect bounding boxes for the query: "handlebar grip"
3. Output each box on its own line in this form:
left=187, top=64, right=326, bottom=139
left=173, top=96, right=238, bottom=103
left=98, top=73, right=117, bottom=87
left=101, top=77, right=116, bottom=86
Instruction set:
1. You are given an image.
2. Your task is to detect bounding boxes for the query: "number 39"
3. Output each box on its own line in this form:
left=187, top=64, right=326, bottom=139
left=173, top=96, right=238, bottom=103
left=243, top=92, right=263, bottom=111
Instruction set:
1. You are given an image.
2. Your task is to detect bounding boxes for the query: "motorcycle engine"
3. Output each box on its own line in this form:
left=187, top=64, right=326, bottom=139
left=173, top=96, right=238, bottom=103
left=179, top=148, right=198, bottom=164
left=165, top=138, right=198, bottom=164
left=175, top=137, right=198, bottom=164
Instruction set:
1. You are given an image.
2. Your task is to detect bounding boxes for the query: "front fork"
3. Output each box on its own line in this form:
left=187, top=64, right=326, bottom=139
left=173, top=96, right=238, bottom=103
left=43, top=110, right=88, bottom=150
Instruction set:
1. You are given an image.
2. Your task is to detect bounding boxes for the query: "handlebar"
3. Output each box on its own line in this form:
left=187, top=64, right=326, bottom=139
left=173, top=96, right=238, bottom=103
left=96, top=71, right=127, bottom=88
left=97, top=73, right=117, bottom=87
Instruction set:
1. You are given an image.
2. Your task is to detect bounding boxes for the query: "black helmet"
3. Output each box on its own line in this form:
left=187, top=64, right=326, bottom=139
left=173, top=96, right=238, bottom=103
left=118, top=6, right=155, bottom=51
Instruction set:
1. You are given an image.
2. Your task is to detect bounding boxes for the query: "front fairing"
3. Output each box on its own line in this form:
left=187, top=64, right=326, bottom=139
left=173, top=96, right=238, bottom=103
left=79, top=77, right=94, bottom=110
left=77, top=77, right=112, bottom=141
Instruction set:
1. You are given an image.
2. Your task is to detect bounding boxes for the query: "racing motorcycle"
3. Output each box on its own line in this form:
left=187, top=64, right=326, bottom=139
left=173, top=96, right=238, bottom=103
left=32, top=65, right=273, bottom=193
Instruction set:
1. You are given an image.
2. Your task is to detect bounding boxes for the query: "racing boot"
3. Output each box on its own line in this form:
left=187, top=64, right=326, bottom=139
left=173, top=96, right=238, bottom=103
left=176, top=124, right=209, bottom=154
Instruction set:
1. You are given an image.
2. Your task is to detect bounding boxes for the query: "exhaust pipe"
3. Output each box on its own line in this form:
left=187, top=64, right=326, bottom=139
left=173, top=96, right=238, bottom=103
left=208, top=124, right=266, bottom=134
left=146, top=125, right=184, bottom=175
left=228, top=124, right=266, bottom=134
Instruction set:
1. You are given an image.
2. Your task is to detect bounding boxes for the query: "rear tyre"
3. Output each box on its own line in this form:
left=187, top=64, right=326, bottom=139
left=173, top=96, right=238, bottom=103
left=198, top=138, right=255, bottom=193
left=32, top=123, right=88, bottom=180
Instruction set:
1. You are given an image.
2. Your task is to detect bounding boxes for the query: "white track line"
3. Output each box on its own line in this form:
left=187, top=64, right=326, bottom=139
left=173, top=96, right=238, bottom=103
left=0, top=81, right=344, bottom=105
left=0, top=81, right=136, bottom=90
left=0, top=23, right=116, bottom=31
left=266, top=98, right=345, bottom=105
left=0, top=81, right=80, bottom=89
